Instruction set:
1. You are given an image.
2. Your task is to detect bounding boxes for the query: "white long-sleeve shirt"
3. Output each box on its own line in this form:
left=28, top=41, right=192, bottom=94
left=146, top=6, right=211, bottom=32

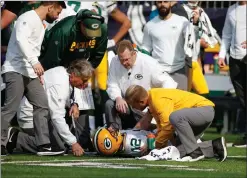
left=2, top=10, right=45, bottom=78
left=17, top=67, right=77, bottom=146
left=107, top=52, right=177, bottom=101
left=142, top=14, right=191, bottom=73
left=219, top=3, right=247, bottom=60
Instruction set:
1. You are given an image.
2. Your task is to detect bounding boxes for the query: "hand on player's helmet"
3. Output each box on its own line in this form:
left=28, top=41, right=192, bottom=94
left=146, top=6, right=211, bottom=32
left=116, top=97, right=128, bottom=114
left=32, top=62, right=44, bottom=77
left=72, top=142, right=84, bottom=156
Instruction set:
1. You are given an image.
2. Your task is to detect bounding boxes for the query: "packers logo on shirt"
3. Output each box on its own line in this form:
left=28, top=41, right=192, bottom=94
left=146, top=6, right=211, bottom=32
left=135, top=74, right=143, bottom=80
left=69, top=40, right=96, bottom=51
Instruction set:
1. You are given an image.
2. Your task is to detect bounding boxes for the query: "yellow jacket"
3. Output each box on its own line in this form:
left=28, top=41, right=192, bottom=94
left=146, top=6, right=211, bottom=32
left=148, top=88, right=215, bottom=148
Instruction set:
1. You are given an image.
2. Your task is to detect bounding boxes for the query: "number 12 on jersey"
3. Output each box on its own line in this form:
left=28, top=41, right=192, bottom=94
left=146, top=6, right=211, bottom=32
left=130, top=138, right=141, bottom=152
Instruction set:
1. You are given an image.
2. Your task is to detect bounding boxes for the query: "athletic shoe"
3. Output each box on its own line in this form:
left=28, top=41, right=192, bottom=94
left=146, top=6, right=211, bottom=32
left=233, top=136, right=247, bottom=148
left=6, top=127, right=19, bottom=154
left=37, top=144, right=64, bottom=156
left=212, top=137, right=227, bottom=162
left=188, top=147, right=205, bottom=162
left=180, top=147, right=205, bottom=162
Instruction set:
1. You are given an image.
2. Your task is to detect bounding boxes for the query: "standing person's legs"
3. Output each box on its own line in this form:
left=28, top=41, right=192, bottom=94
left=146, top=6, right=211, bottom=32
left=25, top=78, right=50, bottom=147
left=229, top=57, right=247, bottom=146
left=94, top=52, right=109, bottom=127
left=1, top=72, right=24, bottom=147
left=229, top=57, right=246, bottom=108
left=170, top=67, right=188, bottom=91
left=169, top=106, right=215, bottom=156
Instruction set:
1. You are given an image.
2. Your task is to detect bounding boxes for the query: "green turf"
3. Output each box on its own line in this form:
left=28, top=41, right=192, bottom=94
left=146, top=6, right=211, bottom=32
left=1, top=129, right=246, bottom=178
left=2, top=146, right=246, bottom=178
left=202, top=127, right=243, bottom=143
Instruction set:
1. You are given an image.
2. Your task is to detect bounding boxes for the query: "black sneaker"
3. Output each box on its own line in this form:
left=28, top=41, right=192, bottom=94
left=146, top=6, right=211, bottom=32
left=1, top=145, right=7, bottom=156
left=6, top=127, right=19, bottom=154
left=187, top=147, right=205, bottom=162
left=212, top=137, right=227, bottom=162
left=37, top=144, right=64, bottom=156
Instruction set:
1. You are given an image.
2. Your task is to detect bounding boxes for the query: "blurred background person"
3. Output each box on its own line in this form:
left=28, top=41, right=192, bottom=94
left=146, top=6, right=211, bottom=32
left=218, top=1, right=246, bottom=147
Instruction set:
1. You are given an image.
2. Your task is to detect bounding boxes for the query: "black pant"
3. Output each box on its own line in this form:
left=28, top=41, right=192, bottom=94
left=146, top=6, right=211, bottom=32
left=229, top=57, right=246, bottom=109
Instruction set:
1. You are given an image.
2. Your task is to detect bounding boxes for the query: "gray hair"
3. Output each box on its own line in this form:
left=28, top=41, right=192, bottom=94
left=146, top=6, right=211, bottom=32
left=67, top=59, right=94, bottom=79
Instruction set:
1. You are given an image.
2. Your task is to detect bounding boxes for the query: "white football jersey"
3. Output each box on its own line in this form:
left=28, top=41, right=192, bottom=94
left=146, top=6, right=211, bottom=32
left=119, top=130, right=151, bottom=157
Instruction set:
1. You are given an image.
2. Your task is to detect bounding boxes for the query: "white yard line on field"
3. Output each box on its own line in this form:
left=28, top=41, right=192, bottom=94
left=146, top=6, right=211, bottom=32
left=2, top=155, right=246, bottom=164
left=170, top=167, right=215, bottom=171
left=1, top=158, right=134, bottom=164
left=228, top=156, right=246, bottom=158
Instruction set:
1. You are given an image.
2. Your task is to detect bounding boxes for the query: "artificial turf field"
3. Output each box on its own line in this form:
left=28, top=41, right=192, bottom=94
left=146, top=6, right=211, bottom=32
left=1, top=128, right=246, bottom=178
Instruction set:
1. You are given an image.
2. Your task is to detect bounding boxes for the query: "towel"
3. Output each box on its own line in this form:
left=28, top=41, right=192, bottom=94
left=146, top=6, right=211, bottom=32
left=137, top=146, right=181, bottom=161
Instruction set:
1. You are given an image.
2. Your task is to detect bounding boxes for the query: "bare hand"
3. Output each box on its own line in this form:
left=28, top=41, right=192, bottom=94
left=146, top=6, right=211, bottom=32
left=39, top=75, right=44, bottom=85
left=192, top=10, right=200, bottom=24
left=241, top=41, right=246, bottom=49
left=71, top=142, right=84, bottom=157
left=218, top=58, right=226, bottom=68
left=140, top=145, right=148, bottom=156
left=115, top=97, right=128, bottom=114
left=69, top=104, right=80, bottom=119
left=32, top=63, right=44, bottom=77
left=200, top=38, right=209, bottom=48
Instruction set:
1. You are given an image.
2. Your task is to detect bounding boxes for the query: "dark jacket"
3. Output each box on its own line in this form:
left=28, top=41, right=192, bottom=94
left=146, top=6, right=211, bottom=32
left=39, top=9, right=108, bottom=70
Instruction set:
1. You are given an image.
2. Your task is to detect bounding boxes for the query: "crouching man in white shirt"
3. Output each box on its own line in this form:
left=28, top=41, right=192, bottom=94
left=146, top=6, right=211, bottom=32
left=105, top=40, right=177, bottom=129
left=6, top=60, right=94, bottom=157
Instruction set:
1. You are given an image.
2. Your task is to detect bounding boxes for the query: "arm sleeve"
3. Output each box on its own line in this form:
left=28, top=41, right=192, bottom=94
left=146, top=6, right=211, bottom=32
left=156, top=98, right=174, bottom=128
left=141, top=24, right=152, bottom=53
left=218, top=9, right=232, bottom=59
left=89, top=24, right=108, bottom=68
left=155, top=122, right=175, bottom=149
left=106, top=58, right=122, bottom=100
left=15, top=18, right=40, bottom=66
left=39, top=29, right=67, bottom=70
left=46, top=85, right=77, bottom=146
left=151, top=62, right=178, bottom=89
left=154, top=98, right=175, bottom=148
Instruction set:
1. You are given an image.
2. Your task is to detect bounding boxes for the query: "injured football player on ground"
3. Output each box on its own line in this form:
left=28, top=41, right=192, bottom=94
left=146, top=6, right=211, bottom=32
left=92, top=122, right=158, bottom=157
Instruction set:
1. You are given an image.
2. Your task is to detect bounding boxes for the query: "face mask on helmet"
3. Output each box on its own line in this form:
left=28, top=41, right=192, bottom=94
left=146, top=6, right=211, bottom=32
left=187, top=1, right=199, bottom=9
left=93, top=125, right=123, bottom=156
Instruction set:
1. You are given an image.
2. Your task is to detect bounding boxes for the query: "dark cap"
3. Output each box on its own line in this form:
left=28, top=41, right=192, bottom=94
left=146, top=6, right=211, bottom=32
left=78, top=10, right=104, bottom=38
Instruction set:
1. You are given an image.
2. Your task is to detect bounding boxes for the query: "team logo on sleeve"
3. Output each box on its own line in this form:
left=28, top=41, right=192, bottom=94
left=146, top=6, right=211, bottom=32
left=135, top=74, right=143, bottom=80
left=104, top=138, right=112, bottom=150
